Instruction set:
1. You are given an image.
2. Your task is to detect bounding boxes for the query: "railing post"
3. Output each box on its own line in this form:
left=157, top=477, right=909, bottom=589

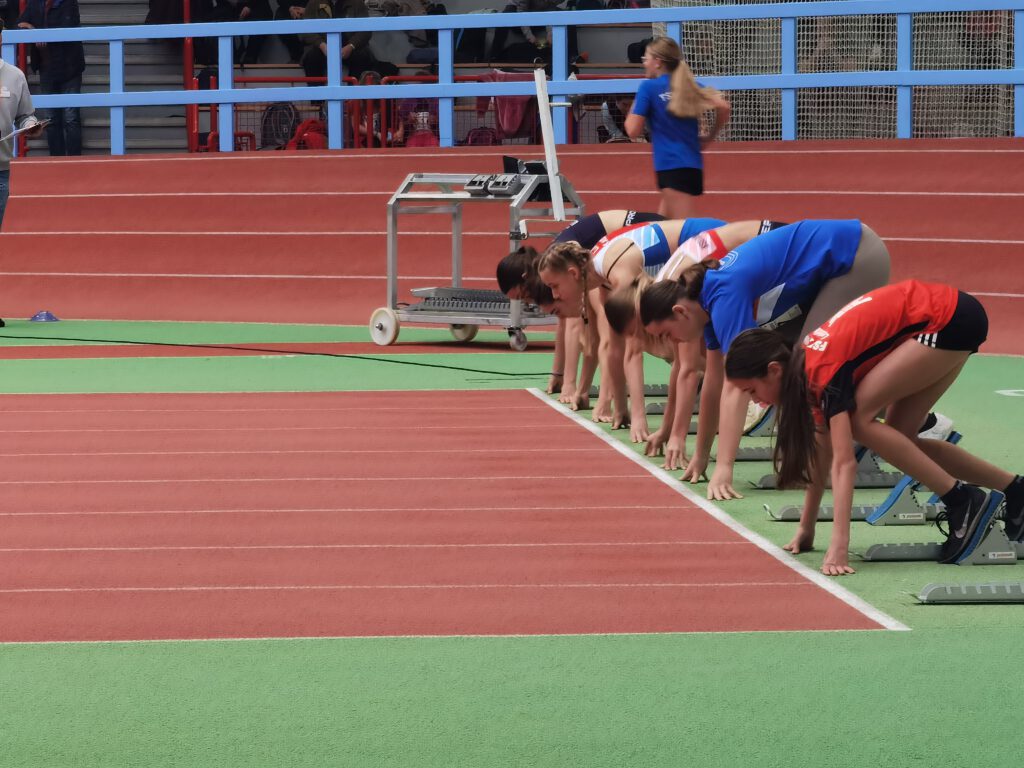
left=217, top=36, right=234, bottom=152
left=438, top=28, right=454, bottom=148
left=551, top=25, right=568, bottom=145
left=1016, top=10, right=1024, bottom=137
left=896, top=12, right=913, bottom=139
left=665, top=21, right=681, bottom=46
left=326, top=32, right=343, bottom=149
left=781, top=16, right=796, bottom=140
left=109, top=40, right=126, bottom=155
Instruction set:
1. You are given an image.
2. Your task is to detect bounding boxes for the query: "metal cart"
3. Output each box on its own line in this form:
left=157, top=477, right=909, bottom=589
left=368, top=171, right=585, bottom=351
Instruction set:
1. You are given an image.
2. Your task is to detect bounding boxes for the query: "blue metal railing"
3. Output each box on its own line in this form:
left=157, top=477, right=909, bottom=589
left=4, top=0, right=1022, bottom=153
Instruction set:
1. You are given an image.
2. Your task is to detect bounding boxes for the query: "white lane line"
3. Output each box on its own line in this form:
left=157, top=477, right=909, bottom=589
left=0, top=406, right=544, bottom=414
left=11, top=188, right=1024, bottom=199
left=16, top=146, right=1021, bottom=166
left=0, top=473, right=646, bottom=485
left=5, top=232, right=1024, bottom=244
left=0, top=274, right=1019, bottom=296
left=0, top=272, right=496, bottom=281
left=0, top=448, right=608, bottom=458
left=526, top=388, right=910, bottom=632
left=0, top=540, right=750, bottom=553
left=0, top=424, right=578, bottom=433
left=586, top=189, right=1024, bottom=197
left=0, top=504, right=684, bottom=518
left=0, top=230, right=499, bottom=236
left=0, top=581, right=813, bottom=594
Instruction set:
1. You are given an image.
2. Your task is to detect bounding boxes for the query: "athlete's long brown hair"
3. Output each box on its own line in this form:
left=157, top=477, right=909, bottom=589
left=725, top=328, right=817, bottom=488
left=496, top=245, right=540, bottom=295
left=645, top=36, right=722, bottom=119
left=604, top=275, right=646, bottom=335
left=638, top=260, right=720, bottom=325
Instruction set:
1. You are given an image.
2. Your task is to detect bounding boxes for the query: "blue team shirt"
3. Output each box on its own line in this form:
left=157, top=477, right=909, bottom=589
left=701, top=220, right=863, bottom=353
left=680, top=217, right=727, bottom=243
left=631, top=74, right=703, bottom=172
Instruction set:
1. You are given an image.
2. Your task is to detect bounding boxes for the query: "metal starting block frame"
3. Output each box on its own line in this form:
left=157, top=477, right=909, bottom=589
left=768, top=432, right=964, bottom=523
left=745, top=405, right=777, bottom=437
left=918, top=581, right=1024, bottom=604
left=859, top=491, right=1012, bottom=567
left=369, top=172, right=584, bottom=351
left=768, top=474, right=940, bottom=524
left=756, top=443, right=902, bottom=490
left=736, top=446, right=773, bottom=461
left=591, top=384, right=669, bottom=399
left=861, top=523, right=1021, bottom=566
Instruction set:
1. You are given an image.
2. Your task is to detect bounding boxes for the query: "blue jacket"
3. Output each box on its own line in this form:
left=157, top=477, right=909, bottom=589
left=18, top=0, right=85, bottom=84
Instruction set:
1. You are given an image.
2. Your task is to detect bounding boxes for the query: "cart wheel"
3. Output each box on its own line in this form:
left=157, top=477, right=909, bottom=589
left=509, top=329, right=528, bottom=352
left=369, top=307, right=400, bottom=346
left=449, top=323, right=479, bottom=343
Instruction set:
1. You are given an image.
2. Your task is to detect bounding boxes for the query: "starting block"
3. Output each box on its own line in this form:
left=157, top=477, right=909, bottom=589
left=767, top=475, right=938, bottom=524
left=918, top=581, right=1024, bottom=604
left=736, top=446, right=774, bottom=461
left=860, top=492, right=1013, bottom=566
left=591, top=383, right=669, bottom=399
left=766, top=432, right=963, bottom=523
left=744, top=405, right=776, bottom=437
left=645, top=399, right=701, bottom=416
left=755, top=444, right=902, bottom=490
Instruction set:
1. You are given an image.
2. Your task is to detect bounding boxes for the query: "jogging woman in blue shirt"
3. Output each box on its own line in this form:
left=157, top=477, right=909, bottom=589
left=624, top=36, right=731, bottom=220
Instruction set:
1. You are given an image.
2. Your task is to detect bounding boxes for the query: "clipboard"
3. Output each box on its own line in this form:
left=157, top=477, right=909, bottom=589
left=0, top=119, right=50, bottom=143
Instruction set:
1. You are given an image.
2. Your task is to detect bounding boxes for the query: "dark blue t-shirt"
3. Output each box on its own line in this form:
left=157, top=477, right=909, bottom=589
left=701, top=220, right=863, bottom=353
left=631, top=74, right=702, bottom=172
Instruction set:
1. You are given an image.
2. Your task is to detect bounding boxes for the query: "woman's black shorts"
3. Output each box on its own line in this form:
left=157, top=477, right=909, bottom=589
left=916, top=291, right=988, bottom=354
left=655, top=167, right=704, bottom=196
left=553, top=211, right=665, bottom=248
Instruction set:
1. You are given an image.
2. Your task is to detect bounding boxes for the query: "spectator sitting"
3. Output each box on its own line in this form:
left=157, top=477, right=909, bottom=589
left=600, top=94, right=640, bottom=143
left=395, top=94, right=438, bottom=147
left=18, top=0, right=84, bottom=156
left=233, top=0, right=274, bottom=64
left=274, top=0, right=307, bottom=63
left=299, top=0, right=397, bottom=80
left=491, top=0, right=578, bottom=64
left=352, top=70, right=391, bottom=146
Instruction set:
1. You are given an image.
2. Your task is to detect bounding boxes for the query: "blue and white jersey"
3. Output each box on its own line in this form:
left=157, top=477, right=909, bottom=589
left=700, top=220, right=863, bottom=353
left=679, top=217, right=727, bottom=243
left=593, top=218, right=726, bottom=278
left=631, top=74, right=702, bottom=172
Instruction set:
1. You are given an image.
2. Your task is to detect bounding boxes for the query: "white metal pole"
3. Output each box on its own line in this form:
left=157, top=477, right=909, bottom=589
left=533, top=68, right=565, bottom=222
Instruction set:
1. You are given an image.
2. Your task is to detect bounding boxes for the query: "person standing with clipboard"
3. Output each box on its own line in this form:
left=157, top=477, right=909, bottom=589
left=625, top=37, right=730, bottom=220
left=0, top=22, right=44, bottom=231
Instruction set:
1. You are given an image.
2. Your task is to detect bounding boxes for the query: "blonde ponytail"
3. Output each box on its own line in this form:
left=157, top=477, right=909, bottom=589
left=668, top=59, right=722, bottom=119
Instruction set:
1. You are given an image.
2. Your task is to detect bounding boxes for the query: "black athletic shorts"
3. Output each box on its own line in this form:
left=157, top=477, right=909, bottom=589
left=655, top=167, right=704, bottom=196
left=622, top=210, right=665, bottom=227
left=916, top=291, right=988, bottom=354
left=758, top=220, right=789, bottom=234
left=553, top=211, right=665, bottom=248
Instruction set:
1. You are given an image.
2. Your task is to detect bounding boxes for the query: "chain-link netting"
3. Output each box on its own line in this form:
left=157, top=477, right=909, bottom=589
left=634, top=1, right=1015, bottom=142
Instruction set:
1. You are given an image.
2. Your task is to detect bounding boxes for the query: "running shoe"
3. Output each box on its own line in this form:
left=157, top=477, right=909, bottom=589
left=1002, top=484, right=1024, bottom=542
left=936, top=485, right=1003, bottom=564
left=918, top=412, right=954, bottom=442
left=743, top=402, right=775, bottom=436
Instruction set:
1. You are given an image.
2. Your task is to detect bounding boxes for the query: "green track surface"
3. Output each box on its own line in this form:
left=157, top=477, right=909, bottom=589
left=1, top=322, right=1022, bottom=767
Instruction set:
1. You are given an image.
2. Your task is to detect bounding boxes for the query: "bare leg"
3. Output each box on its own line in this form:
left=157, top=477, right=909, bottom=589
left=658, top=188, right=696, bottom=220
left=851, top=340, right=1011, bottom=494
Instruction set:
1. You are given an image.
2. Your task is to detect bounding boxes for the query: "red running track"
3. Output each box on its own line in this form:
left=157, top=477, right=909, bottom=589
left=0, top=389, right=885, bottom=642
left=0, top=141, right=1022, bottom=353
